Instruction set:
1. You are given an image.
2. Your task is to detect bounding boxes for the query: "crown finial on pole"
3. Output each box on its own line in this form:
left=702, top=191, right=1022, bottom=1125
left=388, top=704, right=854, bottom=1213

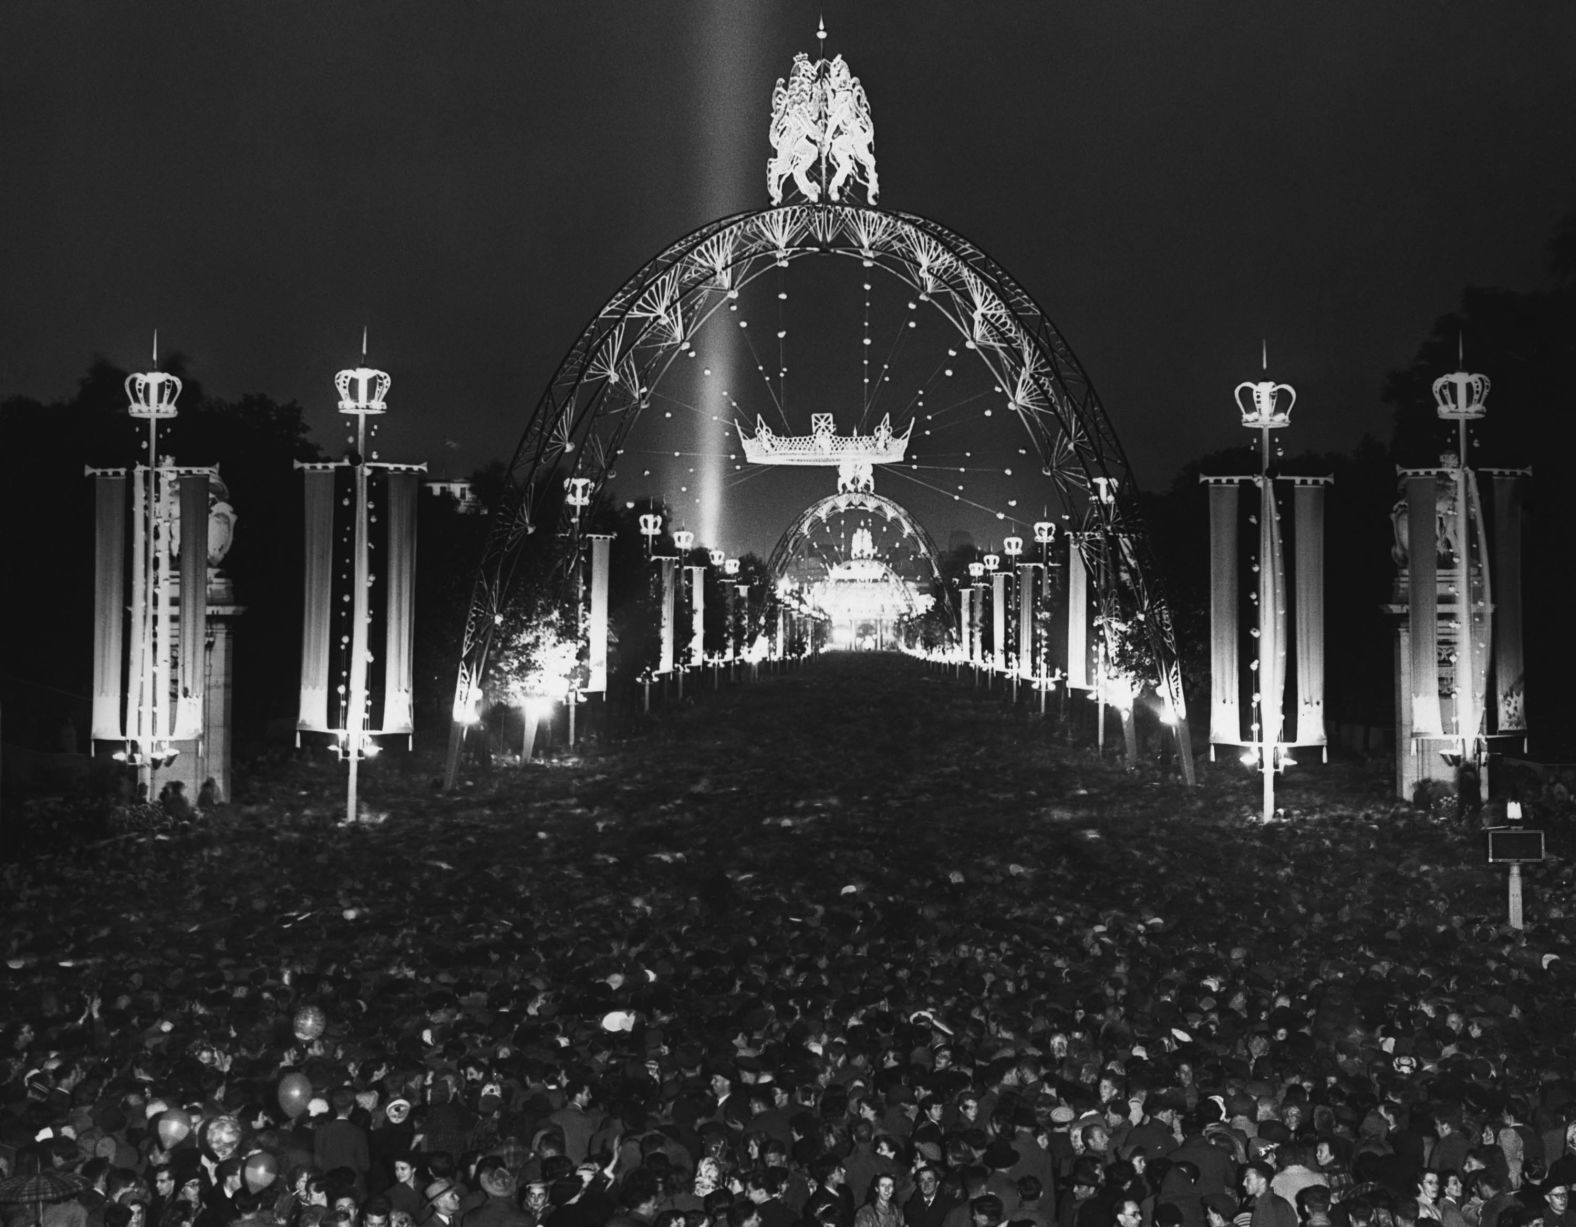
left=1261, top=338, right=1268, bottom=373
left=152, top=330, right=159, bottom=368
left=362, top=325, right=369, bottom=360
left=817, top=14, right=827, bottom=41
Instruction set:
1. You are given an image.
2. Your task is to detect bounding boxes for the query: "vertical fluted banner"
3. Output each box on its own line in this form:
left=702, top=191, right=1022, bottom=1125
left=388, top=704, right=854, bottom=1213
left=298, top=468, right=335, bottom=733
left=380, top=472, right=418, bottom=734
left=1491, top=473, right=1526, bottom=732
left=1292, top=482, right=1326, bottom=746
left=1207, top=480, right=1240, bottom=745
left=1260, top=476, right=1288, bottom=752
left=587, top=534, right=613, bottom=693
left=991, top=571, right=1007, bottom=673
left=1067, top=543, right=1089, bottom=690
left=1017, top=564, right=1035, bottom=679
left=174, top=474, right=209, bottom=740
left=688, top=565, right=706, bottom=668
left=1406, top=474, right=1443, bottom=736
left=92, top=475, right=127, bottom=741
left=658, top=557, right=677, bottom=674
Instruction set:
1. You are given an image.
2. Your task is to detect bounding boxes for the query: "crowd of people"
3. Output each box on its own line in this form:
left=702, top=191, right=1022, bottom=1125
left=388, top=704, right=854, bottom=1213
left=5, top=933, right=1576, bottom=1227
left=4, top=663, right=1575, bottom=1227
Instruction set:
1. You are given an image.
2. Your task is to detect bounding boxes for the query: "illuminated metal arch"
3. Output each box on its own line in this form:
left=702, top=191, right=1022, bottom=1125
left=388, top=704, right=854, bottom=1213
left=451, top=203, right=1195, bottom=779
left=764, top=490, right=953, bottom=634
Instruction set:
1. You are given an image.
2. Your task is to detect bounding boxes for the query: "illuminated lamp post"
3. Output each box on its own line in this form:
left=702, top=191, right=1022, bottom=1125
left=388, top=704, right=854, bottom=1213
left=122, top=345, right=183, bottom=795
left=967, top=560, right=985, bottom=683
left=566, top=477, right=594, bottom=746
left=336, top=356, right=390, bottom=827
left=672, top=530, right=694, bottom=698
left=707, top=548, right=726, bottom=688
left=983, top=552, right=1001, bottom=687
left=1004, top=535, right=1023, bottom=703
left=638, top=514, right=662, bottom=711
left=1033, top=520, right=1057, bottom=716
left=1435, top=360, right=1487, bottom=779
left=724, top=557, right=741, bottom=681
left=1235, top=360, right=1295, bottom=824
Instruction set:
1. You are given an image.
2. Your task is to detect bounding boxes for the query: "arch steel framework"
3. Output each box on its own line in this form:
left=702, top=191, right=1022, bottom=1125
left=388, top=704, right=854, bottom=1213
left=447, top=203, right=1195, bottom=782
left=764, top=490, right=952, bottom=633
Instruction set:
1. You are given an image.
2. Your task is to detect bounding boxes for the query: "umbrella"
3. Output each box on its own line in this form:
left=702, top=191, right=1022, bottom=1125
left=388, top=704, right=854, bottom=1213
left=0, top=1170, right=89, bottom=1209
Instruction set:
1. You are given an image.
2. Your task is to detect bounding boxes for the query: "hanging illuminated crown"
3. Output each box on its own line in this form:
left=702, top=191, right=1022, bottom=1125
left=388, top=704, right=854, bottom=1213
left=126, top=370, right=182, bottom=420
left=766, top=20, right=879, bottom=206
left=736, top=412, right=911, bottom=465
left=336, top=366, right=391, bottom=415
left=1433, top=369, right=1489, bottom=421
left=1235, top=379, right=1296, bottom=429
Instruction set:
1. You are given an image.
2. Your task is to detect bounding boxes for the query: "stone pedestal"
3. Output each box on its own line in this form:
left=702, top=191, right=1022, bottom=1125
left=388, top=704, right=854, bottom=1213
left=151, top=575, right=244, bottom=806
left=1387, top=608, right=1458, bottom=803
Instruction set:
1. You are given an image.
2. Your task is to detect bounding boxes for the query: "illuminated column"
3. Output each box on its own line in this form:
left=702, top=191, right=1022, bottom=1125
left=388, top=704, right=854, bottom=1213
left=688, top=564, right=707, bottom=671
left=987, top=554, right=1006, bottom=675
left=587, top=534, right=613, bottom=692
left=657, top=556, right=678, bottom=674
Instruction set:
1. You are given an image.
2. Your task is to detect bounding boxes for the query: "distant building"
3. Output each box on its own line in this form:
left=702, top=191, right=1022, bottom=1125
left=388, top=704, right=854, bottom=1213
left=424, top=477, right=482, bottom=514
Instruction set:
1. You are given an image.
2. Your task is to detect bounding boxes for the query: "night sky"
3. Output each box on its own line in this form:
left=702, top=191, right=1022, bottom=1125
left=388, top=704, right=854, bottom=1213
left=5, top=1, right=1574, bottom=559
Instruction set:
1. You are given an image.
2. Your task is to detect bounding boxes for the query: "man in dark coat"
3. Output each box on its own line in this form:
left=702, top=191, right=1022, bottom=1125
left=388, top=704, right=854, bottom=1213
left=905, top=1167, right=956, bottom=1227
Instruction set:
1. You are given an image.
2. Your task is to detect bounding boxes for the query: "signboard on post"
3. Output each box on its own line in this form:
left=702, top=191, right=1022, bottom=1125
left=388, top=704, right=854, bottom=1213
left=1486, top=804, right=1543, bottom=929
left=1487, top=827, right=1545, bottom=864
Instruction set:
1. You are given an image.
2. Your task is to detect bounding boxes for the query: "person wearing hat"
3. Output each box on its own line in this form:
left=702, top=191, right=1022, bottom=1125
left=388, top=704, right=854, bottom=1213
left=462, top=1160, right=530, bottom=1227
left=1165, top=1110, right=1237, bottom=1210
left=982, top=1140, right=1023, bottom=1217
left=1541, top=1178, right=1573, bottom=1227
left=421, top=1180, right=463, bottom=1227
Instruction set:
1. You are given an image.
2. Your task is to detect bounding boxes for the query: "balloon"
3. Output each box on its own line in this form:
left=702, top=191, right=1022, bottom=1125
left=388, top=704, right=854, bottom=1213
left=243, top=1151, right=279, bottom=1194
left=292, top=1005, right=327, bottom=1042
left=155, top=1108, right=191, bottom=1150
left=277, top=1072, right=313, bottom=1119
